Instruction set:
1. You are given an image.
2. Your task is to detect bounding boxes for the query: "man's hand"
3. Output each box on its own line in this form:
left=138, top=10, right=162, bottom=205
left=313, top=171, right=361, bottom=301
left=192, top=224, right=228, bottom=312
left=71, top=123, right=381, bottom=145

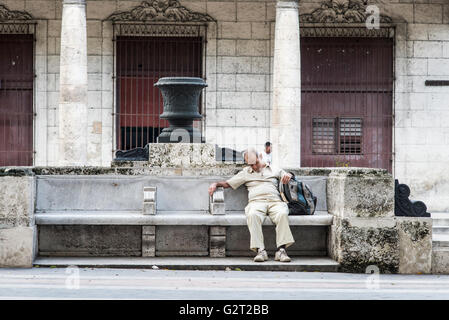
left=208, top=183, right=218, bottom=196
left=281, top=173, right=292, bottom=184
left=208, top=181, right=231, bottom=196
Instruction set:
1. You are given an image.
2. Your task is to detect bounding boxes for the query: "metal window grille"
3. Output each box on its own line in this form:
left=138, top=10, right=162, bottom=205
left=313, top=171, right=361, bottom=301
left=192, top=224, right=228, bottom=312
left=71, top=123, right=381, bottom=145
left=312, top=117, right=363, bottom=155
left=113, top=23, right=206, bottom=152
left=0, top=25, right=35, bottom=166
left=339, top=118, right=362, bottom=154
left=312, top=118, right=335, bottom=154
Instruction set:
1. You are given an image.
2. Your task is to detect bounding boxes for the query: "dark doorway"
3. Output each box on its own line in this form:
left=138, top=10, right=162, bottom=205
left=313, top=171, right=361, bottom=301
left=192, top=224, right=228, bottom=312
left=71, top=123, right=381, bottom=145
left=115, top=36, right=203, bottom=151
left=301, top=37, right=394, bottom=172
left=0, top=34, right=34, bottom=166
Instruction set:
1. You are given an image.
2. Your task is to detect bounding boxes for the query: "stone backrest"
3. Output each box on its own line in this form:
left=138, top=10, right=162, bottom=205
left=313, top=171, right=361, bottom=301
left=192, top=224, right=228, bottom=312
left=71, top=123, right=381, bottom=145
left=36, top=175, right=328, bottom=212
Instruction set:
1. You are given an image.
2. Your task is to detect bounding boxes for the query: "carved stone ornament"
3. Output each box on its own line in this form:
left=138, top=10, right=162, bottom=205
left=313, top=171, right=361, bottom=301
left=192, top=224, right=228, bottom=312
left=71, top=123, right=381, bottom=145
left=107, top=0, right=215, bottom=22
left=0, top=4, right=33, bottom=21
left=300, top=0, right=392, bottom=23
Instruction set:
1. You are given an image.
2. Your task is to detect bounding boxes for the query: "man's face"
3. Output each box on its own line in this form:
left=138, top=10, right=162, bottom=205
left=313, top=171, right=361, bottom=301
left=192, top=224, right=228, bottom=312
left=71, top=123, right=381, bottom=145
left=265, top=145, right=271, bottom=154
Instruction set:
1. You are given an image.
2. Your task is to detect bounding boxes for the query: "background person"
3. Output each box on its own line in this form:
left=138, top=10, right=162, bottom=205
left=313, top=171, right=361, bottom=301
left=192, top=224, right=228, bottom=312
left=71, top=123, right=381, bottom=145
left=260, top=142, right=272, bottom=165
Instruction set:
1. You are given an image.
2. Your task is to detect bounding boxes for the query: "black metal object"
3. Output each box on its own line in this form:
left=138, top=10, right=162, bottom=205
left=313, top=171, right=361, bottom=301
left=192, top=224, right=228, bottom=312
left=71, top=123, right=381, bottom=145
left=114, top=145, right=149, bottom=161
left=154, top=77, right=206, bottom=143
left=215, top=146, right=243, bottom=162
left=394, top=179, right=430, bottom=217
left=425, top=80, right=449, bottom=86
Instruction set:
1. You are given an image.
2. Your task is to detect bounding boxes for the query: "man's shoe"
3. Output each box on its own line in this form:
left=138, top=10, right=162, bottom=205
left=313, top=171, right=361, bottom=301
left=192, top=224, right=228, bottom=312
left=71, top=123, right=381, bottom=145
left=254, top=249, right=268, bottom=262
left=275, top=248, right=291, bottom=262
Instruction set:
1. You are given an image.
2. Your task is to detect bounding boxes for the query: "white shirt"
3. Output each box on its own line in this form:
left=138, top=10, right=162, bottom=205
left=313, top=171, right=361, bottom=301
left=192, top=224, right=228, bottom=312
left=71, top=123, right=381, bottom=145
left=226, top=165, right=288, bottom=202
left=260, top=151, right=272, bottom=165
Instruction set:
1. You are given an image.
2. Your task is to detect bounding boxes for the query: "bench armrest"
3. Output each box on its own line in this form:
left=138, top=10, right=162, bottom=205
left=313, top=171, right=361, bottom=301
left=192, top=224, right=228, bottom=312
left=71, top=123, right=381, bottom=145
left=143, top=186, right=156, bottom=215
left=210, top=187, right=225, bottom=215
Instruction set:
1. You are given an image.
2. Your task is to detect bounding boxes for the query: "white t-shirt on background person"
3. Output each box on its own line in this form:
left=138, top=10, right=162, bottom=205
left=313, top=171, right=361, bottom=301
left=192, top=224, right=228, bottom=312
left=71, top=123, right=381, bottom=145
left=260, top=151, right=272, bottom=165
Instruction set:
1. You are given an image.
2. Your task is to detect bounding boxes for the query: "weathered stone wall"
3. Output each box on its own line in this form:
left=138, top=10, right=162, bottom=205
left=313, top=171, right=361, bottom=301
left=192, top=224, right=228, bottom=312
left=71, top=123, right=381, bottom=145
left=203, top=0, right=274, bottom=153
left=0, top=173, right=36, bottom=267
left=391, top=2, right=449, bottom=212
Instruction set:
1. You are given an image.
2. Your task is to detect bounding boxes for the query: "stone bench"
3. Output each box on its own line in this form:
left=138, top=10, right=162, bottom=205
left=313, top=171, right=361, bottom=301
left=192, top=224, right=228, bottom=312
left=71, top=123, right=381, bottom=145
left=34, top=174, right=332, bottom=257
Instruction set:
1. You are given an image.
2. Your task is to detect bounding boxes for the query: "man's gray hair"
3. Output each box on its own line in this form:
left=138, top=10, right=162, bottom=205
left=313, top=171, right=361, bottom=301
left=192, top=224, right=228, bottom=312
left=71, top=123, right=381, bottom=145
left=242, top=147, right=258, bottom=164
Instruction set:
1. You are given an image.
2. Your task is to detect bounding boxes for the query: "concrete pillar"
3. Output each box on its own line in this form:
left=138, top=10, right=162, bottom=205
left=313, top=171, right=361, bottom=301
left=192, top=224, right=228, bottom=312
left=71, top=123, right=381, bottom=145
left=271, top=0, right=301, bottom=169
left=58, top=0, right=88, bottom=166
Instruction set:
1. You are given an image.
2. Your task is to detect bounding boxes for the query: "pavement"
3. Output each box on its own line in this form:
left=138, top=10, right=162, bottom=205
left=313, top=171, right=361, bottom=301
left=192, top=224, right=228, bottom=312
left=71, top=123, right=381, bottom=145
left=1, top=267, right=449, bottom=300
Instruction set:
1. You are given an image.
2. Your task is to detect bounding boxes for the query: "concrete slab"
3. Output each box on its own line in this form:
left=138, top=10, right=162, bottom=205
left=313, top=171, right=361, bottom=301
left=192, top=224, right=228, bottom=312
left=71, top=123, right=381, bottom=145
left=33, top=256, right=340, bottom=272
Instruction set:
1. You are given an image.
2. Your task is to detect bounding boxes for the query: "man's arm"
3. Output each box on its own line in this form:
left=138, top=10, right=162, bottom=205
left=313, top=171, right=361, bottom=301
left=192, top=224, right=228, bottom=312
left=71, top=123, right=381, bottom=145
left=208, top=181, right=231, bottom=196
left=209, top=170, right=247, bottom=196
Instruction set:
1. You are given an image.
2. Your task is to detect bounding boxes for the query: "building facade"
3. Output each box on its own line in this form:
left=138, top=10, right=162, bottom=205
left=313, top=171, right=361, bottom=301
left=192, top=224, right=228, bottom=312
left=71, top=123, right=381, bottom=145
left=0, top=0, right=448, bottom=211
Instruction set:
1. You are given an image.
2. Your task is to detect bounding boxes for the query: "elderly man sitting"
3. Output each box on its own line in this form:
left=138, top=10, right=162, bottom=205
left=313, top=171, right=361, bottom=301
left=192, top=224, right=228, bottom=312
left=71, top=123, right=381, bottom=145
left=208, top=148, right=295, bottom=262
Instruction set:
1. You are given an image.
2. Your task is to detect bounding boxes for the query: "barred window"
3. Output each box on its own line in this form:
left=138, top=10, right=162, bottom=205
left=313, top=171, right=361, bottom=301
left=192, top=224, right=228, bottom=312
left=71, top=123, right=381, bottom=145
left=312, top=118, right=335, bottom=154
left=339, top=118, right=362, bottom=154
left=312, top=117, right=363, bottom=155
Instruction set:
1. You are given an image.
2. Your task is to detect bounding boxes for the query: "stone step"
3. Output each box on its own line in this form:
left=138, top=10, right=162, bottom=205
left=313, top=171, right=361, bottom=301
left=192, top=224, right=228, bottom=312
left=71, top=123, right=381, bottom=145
left=431, top=212, right=449, bottom=219
left=33, top=256, right=340, bottom=272
left=432, top=234, right=449, bottom=248
left=433, top=226, right=449, bottom=235
left=432, top=219, right=449, bottom=227
left=431, top=213, right=449, bottom=227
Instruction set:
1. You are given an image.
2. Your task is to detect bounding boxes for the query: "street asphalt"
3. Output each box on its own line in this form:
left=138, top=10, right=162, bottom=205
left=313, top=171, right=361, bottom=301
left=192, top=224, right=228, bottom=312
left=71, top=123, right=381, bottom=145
left=0, top=267, right=449, bottom=300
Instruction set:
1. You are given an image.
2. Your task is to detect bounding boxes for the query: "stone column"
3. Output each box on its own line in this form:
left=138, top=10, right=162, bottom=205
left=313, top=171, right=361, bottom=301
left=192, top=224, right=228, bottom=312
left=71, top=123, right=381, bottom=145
left=58, top=0, right=88, bottom=166
left=271, top=0, right=301, bottom=169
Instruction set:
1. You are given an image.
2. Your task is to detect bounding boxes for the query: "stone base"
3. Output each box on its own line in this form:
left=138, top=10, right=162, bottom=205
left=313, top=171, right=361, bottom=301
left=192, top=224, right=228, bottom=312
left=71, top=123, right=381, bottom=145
left=37, top=225, right=330, bottom=258
left=38, top=225, right=142, bottom=257
left=330, top=216, right=432, bottom=274
left=0, top=226, right=35, bottom=268
left=397, top=217, right=432, bottom=274
left=226, top=226, right=328, bottom=257
left=432, top=248, right=449, bottom=274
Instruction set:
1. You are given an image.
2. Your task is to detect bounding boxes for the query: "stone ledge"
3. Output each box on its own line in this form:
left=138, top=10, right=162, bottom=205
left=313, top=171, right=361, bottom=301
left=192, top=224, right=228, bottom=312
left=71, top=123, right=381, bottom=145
left=35, top=210, right=333, bottom=226
left=33, top=256, right=340, bottom=272
left=0, top=166, right=243, bottom=177
left=0, top=166, right=388, bottom=177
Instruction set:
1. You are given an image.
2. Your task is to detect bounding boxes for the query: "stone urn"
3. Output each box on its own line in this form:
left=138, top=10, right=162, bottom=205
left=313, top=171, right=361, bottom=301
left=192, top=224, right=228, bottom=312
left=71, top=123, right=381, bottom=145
left=154, top=77, right=207, bottom=143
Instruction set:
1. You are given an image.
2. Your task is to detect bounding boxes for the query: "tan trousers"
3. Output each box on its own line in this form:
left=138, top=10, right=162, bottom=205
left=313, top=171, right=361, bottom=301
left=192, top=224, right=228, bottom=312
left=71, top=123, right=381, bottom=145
left=244, top=201, right=295, bottom=252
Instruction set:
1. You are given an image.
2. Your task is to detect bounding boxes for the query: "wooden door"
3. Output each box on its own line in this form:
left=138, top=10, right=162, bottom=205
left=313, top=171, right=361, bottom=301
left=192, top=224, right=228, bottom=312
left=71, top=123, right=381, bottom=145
left=0, top=34, right=34, bottom=166
left=301, top=37, right=393, bottom=172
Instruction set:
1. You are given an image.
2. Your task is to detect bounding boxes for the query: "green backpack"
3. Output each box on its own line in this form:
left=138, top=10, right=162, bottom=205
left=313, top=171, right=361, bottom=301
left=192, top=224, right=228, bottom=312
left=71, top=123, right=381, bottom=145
left=279, top=173, right=317, bottom=215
